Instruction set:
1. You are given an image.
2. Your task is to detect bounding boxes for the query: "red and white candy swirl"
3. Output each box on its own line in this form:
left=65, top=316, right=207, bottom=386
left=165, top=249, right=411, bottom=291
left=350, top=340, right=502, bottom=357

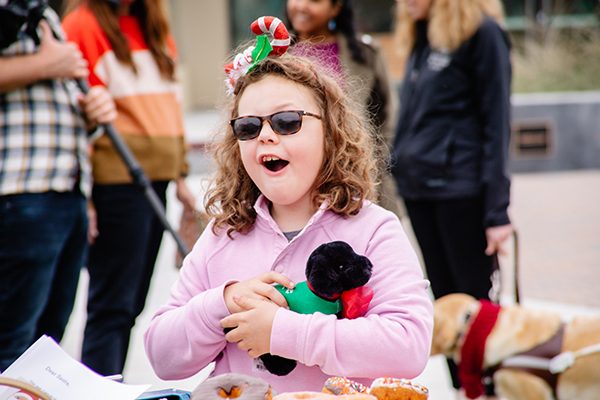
left=225, top=16, right=290, bottom=94
left=251, top=16, right=290, bottom=55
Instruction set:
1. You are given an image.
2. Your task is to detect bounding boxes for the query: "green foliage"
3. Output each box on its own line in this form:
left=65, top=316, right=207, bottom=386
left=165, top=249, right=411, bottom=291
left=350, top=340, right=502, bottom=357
left=512, top=28, right=600, bottom=93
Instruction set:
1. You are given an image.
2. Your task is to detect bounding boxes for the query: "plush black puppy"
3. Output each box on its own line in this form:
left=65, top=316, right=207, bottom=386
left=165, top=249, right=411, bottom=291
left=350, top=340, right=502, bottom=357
left=259, top=241, right=374, bottom=376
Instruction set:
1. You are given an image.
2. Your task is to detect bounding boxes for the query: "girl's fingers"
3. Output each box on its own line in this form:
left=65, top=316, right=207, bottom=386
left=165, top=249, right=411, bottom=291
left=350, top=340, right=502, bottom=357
left=220, top=313, right=239, bottom=329
left=224, top=326, right=242, bottom=343
left=255, top=283, right=288, bottom=308
left=225, top=273, right=294, bottom=313
left=233, top=295, right=266, bottom=311
left=260, top=271, right=295, bottom=289
left=224, top=326, right=256, bottom=356
left=237, top=341, right=251, bottom=353
left=222, top=313, right=251, bottom=346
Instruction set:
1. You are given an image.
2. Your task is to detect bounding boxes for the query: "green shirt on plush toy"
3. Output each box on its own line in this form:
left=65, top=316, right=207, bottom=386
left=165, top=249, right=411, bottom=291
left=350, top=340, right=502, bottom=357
left=259, top=241, right=373, bottom=377
left=274, top=281, right=341, bottom=315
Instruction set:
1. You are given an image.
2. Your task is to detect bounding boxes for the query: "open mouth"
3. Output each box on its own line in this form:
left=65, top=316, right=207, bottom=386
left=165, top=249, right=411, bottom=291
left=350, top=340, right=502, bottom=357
left=261, top=155, right=289, bottom=172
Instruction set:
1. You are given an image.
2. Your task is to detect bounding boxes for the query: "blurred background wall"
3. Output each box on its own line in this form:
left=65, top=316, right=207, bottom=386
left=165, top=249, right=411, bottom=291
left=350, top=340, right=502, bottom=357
left=51, top=0, right=600, bottom=109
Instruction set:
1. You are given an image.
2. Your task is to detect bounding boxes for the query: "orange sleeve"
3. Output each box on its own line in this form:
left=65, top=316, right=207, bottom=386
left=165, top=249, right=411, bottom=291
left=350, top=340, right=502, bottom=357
left=62, top=7, right=110, bottom=87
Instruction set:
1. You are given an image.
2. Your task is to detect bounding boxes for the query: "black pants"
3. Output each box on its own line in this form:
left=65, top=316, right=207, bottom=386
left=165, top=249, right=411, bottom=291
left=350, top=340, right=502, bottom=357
left=81, top=181, right=168, bottom=376
left=405, top=196, right=496, bottom=390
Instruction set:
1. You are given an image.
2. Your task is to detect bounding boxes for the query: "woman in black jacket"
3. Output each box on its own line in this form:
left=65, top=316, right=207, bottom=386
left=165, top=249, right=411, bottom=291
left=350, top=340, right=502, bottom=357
left=392, top=0, right=512, bottom=397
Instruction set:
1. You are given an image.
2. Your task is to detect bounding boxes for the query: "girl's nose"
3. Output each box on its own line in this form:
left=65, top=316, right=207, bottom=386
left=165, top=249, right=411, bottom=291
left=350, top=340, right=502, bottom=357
left=257, top=120, right=279, bottom=143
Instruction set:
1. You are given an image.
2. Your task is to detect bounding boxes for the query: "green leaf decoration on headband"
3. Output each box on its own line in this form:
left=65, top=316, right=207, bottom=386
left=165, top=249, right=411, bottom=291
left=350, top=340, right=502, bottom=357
left=248, top=34, right=273, bottom=72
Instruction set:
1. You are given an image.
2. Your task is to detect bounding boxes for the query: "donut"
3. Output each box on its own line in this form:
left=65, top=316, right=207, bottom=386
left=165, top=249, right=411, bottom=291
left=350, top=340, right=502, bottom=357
left=368, top=378, right=428, bottom=400
left=322, top=377, right=369, bottom=395
left=250, top=16, right=291, bottom=56
left=191, top=373, right=273, bottom=400
left=273, top=393, right=376, bottom=400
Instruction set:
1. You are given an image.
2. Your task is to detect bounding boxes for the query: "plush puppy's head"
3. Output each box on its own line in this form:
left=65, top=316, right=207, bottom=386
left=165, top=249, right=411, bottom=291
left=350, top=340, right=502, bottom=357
left=432, top=293, right=481, bottom=358
left=305, top=241, right=373, bottom=299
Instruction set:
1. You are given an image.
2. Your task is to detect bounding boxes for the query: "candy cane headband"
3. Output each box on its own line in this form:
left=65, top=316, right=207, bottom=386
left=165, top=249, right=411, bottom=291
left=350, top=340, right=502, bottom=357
left=224, top=16, right=291, bottom=95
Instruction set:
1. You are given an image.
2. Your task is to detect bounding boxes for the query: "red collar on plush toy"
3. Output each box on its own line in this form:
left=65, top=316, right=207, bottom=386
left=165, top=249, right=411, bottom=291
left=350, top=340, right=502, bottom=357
left=307, top=281, right=374, bottom=319
left=458, top=300, right=501, bottom=399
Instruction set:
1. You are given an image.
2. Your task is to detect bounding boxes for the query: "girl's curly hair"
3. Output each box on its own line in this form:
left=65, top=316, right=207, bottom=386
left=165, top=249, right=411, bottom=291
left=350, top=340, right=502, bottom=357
left=204, top=55, right=379, bottom=236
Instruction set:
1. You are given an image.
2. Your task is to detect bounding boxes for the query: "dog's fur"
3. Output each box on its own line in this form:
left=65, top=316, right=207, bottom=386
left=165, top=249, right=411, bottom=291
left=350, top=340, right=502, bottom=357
left=432, top=293, right=600, bottom=400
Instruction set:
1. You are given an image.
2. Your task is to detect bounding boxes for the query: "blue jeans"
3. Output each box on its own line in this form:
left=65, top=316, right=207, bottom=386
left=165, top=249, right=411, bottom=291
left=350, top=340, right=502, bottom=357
left=82, top=182, right=167, bottom=375
left=0, top=191, right=87, bottom=371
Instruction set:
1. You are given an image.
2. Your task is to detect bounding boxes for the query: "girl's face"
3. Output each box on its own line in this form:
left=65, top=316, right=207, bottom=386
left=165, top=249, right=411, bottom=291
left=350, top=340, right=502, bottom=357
left=399, top=0, right=432, bottom=21
left=287, top=0, right=342, bottom=39
left=236, top=75, right=325, bottom=218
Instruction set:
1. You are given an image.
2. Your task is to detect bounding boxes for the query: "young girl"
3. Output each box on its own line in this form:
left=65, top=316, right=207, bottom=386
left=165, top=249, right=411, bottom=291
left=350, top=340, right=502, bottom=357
left=144, top=38, right=432, bottom=392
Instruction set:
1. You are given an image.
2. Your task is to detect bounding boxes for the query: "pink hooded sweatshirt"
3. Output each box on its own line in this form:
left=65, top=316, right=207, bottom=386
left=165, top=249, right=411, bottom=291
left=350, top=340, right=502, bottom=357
left=144, top=196, right=433, bottom=392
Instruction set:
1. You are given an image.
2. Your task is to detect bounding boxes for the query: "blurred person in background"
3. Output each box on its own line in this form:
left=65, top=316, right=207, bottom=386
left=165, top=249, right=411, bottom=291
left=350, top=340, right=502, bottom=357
left=62, top=0, right=195, bottom=376
left=0, top=1, right=115, bottom=371
left=392, top=0, right=513, bottom=398
left=286, top=0, right=404, bottom=219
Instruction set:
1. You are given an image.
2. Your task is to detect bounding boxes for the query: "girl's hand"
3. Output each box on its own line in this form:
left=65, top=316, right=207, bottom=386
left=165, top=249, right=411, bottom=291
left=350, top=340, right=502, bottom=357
left=175, top=178, right=196, bottom=211
left=220, top=296, right=280, bottom=358
left=79, top=85, right=117, bottom=127
left=485, top=223, right=513, bottom=255
left=223, top=272, right=294, bottom=314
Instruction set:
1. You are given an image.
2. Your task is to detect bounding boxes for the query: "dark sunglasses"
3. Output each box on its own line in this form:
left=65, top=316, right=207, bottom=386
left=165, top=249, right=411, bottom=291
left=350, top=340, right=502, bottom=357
left=230, top=110, right=322, bottom=141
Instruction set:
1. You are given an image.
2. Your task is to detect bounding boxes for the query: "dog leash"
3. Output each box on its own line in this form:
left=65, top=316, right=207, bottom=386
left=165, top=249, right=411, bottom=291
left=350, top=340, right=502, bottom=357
left=502, top=342, right=600, bottom=373
left=549, top=342, right=600, bottom=373
left=490, top=230, right=520, bottom=304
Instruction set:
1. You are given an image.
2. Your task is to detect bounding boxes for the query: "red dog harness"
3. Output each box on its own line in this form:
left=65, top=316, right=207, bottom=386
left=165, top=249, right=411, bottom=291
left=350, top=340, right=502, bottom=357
left=459, top=300, right=565, bottom=399
left=459, top=300, right=501, bottom=399
left=495, top=325, right=565, bottom=397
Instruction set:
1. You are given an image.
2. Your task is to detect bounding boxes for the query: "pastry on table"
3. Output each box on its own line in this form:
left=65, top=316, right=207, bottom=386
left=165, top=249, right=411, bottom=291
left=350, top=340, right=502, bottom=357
left=322, top=377, right=369, bottom=395
left=191, top=373, right=273, bottom=400
left=368, top=377, right=429, bottom=400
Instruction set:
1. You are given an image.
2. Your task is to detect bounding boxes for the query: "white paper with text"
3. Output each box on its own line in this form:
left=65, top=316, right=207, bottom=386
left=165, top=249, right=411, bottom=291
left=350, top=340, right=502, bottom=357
left=0, top=336, right=149, bottom=400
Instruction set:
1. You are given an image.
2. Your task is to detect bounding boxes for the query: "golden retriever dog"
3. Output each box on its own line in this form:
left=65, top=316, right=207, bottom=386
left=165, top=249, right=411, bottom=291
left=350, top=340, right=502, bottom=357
left=432, top=293, right=600, bottom=400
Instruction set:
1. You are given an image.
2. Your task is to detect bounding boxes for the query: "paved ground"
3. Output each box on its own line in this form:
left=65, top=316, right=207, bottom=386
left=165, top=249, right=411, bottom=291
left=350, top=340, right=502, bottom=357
left=59, top=111, right=600, bottom=399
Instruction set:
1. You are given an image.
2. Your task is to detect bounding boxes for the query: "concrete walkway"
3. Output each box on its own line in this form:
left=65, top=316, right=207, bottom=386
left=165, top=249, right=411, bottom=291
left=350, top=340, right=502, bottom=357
left=59, top=111, right=600, bottom=399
